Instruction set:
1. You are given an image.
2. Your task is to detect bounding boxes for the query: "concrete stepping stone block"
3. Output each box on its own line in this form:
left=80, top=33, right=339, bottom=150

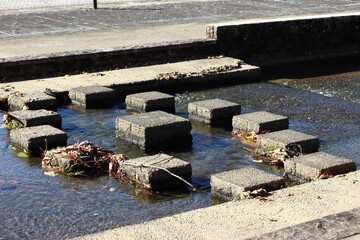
left=211, top=167, right=285, bottom=200
left=232, top=111, right=288, bottom=133
left=284, top=152, right=356, bottom=180
left=8, top=92, right=57, bottom=111
left=123, top=153, right=192, bottom=190
left=69, top=85, right=116, bottom=108
left=125, top=91, right=175, bottom=113
left=116, top=110, right=192, bottom=151
left=10, top=125, right=67, bottom=156
left=188, top=98, right=241, bottom=126
left=257, top=129, right=319, bottom=154
left=8, top=109, right=62, bottom=128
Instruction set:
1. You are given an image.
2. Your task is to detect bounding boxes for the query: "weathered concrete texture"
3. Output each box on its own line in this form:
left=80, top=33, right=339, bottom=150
left=0, top=57, right=261, bottom=101
left=125, top=91, right=175, bottom=113
left=284, top=152, right=356, bottom=180
left=257, top=129, right=319, bottom=154
left=8, top=109, right=62, bottom=128
left=206, top=12, right=360, bottom=66
left=188, top=98, right=241, bottom=126
left=116, top=111, right=192, bottom=151
left=248, top=209, right=360, bottom=240
left=10, top=125, right=67, bottom=156
left=122, top=153, right=192, bottom=190
left=69, top=85, right=116, bottom=108
left=211, top=167, right=285, bottom=200
left=8, top=92, right=57, bottom=111
left=232, top=111, right=288, bottom=133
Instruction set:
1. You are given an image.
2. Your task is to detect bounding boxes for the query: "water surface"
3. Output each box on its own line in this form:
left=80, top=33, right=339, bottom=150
left=1, top=74, right=360, bottom=239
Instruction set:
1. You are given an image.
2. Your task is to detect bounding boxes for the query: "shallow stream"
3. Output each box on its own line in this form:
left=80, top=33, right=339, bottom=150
left=1, top=70, right=360, bottom=239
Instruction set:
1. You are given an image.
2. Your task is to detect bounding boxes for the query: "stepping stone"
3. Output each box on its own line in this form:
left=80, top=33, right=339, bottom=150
left=8, top=109, right=62, bottom=128
left=232, top=111, right=288, bottom=133
left=69, top=85, right=116, bottom=108
left=122, top=153, right=192, bottom=190
left=116, top=110, right=192, bottom=151
left=257, top=129, right=319, bottom=154
left=10, top=125, right=67, bottom=156
left=188, top=98, right=241, bottom=126
left=125, top=91, right=175, bottom=113
left=284, top=152, right=356, bottom=180
left=8, top=92, right=57, bottom=111
left=211, top=167, right=285, bottom=200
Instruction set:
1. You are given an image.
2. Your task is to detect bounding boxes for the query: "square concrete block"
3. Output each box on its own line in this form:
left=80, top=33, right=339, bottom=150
left=125, top=91, right=175, bottom=113
left=211, top=167, right=285, bottom=200
left=8, top=109, right=62, bottom=128
left=10, top=125, right=67, bottom=156
left=188, top=98, right=241, bottom=126
left=69, top=85, right=116, bottom=108
left=233, top=111, right=288, bottom=133
left=284, top=152, right=356, bottom=180
left=116, top=110, right=192, bottom=151
left=123, top=153, right=192, bottom=190
left=8, top=92, right=57, bottom=111
left=257, top=129, right=319, bottom=154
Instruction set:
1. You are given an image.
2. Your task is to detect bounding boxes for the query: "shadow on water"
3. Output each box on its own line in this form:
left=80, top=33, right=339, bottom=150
left=1, top=64, right=360, bottom=239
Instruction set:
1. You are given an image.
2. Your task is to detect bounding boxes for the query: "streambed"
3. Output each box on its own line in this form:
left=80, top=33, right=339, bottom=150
left=1, top=72, right=360, bottom=239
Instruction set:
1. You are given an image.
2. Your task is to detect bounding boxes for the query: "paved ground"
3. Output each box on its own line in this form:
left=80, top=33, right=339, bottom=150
left=1, top=0, right=360, bottom=61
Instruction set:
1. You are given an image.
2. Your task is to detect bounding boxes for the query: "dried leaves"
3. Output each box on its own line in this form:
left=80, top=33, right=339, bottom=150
left=155, top=59, right=244, bottom=81
left=42, top=141, right=119, bottom=175
left=239, top=188, right=272, bottom=202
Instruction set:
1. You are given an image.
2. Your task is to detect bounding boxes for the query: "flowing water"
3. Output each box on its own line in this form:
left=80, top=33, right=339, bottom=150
left=1, top=71, right=360, bottom=239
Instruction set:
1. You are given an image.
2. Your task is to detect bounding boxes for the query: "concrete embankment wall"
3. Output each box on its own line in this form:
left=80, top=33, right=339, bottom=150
left=206, top=12, right=360, bottom=67
left=0, top=40, right=216, bottom=80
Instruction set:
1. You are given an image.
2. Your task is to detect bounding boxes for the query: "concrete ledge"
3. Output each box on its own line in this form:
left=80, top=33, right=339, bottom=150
left=206, top=12, right=360, bottom=66
left=256, top=129, right=320, bottom=154
left=211, top=167, right=285, bottom=200
left=123, top=153, right=192, bottom=190
left=0, top=57, right=261, bottom=100
left=8, top=109, right=62, bottom=128
left=8, top=92, right=57, bottom=111
left=188, top=98, right=241, bottom=126
left=284, top=152, right=357, bottom=180
left=10, top=125, right=67, bottom=156
left=125, top=91, right=175, bottom=113
left=232, top=111, right=288, bottom=133
left=116, top=111, right=192, bottom=151
left=69, top=85, right=116, bottom=108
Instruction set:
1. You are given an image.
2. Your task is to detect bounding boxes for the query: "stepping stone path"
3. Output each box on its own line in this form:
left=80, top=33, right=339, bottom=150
left=125, top=91, right=175, bottom=113
left=211, top=167, right=285, bottom=200
left=8, top=92, right=57, bottom=111
left=8, top=109, right=62, bottom=128
left=188, top=98, right=241, bottom=126
left=69, top=85, right=116, bottom=108
left=122, top=153, right=192, bottom=190
left=116, top=110, right=192, bottom=151
left=284, top=152, right=356, bottom=180
left=233, top=111, right=288, bottom=133
left=257, top=129, right=319, bottom=154
left=10, top=125, right=67, bottom=156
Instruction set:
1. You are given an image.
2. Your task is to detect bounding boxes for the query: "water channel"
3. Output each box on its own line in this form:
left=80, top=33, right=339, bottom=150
left=1, top=70, right=359, bottom=239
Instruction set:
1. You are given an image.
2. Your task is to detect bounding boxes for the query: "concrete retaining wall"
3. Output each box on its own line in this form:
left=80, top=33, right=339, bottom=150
left=206, top=12, right=360, bottom=66
left=0, top=40, right=217, bottom=80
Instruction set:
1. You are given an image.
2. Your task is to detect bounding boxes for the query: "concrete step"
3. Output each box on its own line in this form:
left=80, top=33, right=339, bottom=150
left=0, top=57, right=261, bottom=108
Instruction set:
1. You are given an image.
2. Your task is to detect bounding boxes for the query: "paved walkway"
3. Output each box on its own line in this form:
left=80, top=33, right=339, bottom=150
left=1, top=0, right=360, bottom=61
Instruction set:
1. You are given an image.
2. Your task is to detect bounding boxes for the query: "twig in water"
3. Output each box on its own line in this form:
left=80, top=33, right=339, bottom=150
left=122, top=161, right=196, bottom=191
